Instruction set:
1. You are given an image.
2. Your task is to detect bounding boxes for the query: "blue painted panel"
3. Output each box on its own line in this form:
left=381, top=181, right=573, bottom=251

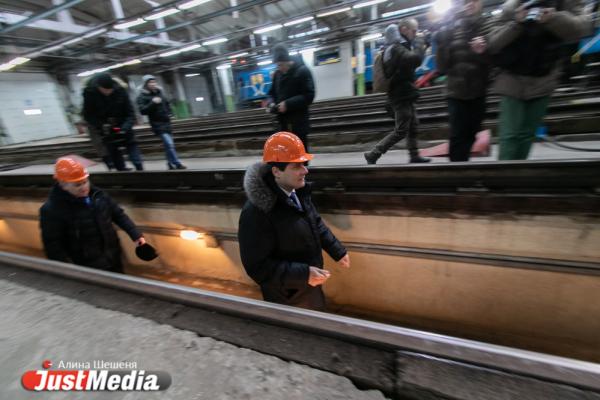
left=580, top=28, right=600, bottom=55
left=234, top=64, right=277, bottom=101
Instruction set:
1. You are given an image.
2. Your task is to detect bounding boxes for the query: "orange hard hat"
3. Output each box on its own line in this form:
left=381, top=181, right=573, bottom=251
left=54, top=157, right=89, bottom=183
left=262, top=132, right=313, bottom=163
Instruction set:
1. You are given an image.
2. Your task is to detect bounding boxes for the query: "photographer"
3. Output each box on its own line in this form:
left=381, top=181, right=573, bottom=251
left=486, top=0, right=592, bottom=160
left=82, top=73, right=144, bottom=171
left=435, top=0, right=496, bottom=161
left=266, top=44, right=315, bottom=149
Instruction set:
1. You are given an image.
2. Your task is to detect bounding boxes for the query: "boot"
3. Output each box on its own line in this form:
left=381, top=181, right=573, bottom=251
left=410, top=155, right=431, bottom=163
left=364, top=152, right=380, bottom=165
left=175, top=164, right=187, bottom=170
left=134, top=164, right=144, bottom=171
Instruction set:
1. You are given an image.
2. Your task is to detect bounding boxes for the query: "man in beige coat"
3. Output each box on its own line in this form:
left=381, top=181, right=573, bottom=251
left=484, top=0, right=592, bottom=160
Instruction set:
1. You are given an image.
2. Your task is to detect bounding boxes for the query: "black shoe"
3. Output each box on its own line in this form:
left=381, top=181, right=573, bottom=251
left=364, top=152, right=379, bottom=165
left=117, top=167, right=133, bottom=172
left=175, top=164, right=187, bottom=170
left=134, top=164, right=144, bottom=171
left=168, top=164, right=176, bottom=170
left=410, top=155, right=431, bottom=163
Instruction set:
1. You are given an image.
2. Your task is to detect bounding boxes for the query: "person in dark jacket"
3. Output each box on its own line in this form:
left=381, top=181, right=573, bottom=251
left=364, top=20, right=431, bottom=164
left=40, top=157, right=145, bottom=273
left=82, top=73, right=144, bottom=171
left=435, top=0, right=495, bottom=161
left=267, top=44, right=315, bottom=149
left=136, top=75, right=186, bottom=170
left=238, top=132, right=350, bottom=310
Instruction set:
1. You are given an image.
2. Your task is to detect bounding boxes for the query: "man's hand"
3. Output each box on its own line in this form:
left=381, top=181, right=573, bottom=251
left=515, top=6, right=527, bottom=22
left=308, top=266, right=330, bottom=287
left=469, top=36, right=487, bottom=54
left=135, top=237, right=146, bottom=247
left=277, top=101, right=287, bottom=113
left=152, top=97, right=162, bottom=104
left=338, top=254, right=351, bottom=268
left=540, top=7, right=555, bottom=23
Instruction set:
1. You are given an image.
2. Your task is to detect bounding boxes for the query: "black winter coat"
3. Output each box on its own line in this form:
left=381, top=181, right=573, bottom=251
left=384, top=36, right=425, bottom=104
left=238, top=163, right=346, bottom=310
left=136, top=87, right=173, bottom=134
left=435, top=14, right=495, bottom=99
left=82, top=76, right=136, bottom=133
left=40, top=185, right=141, bottom=272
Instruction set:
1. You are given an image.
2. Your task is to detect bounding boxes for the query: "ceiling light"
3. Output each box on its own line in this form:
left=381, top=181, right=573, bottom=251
left=43, top=44, right=64, bottom=53
left=114, top=18, right=146, bottom=29
left=140, top=54, right=158, bottom=61
left=216, top=64, right=231, bottom=70
left=353, top=0, right=386, bottom=8
left=77, top=70, right=94, bottom=77
left=195, top=97, right=205, bottom=101
left=382, top=4, right=430, bottom=18
left=361, top=33, right=382, bottom=41
left=228, top=52, right=249, bottom=58
left=23, top=109, right=42, bottom=116
left=108, top=63, right=124, bottom=69
left=300, top=48, right=316, bottom=54
left=0, top=63, right=16, bottom=72
left=432, top=0, right=453, bottom=15
left=316, top=7, right=350, bottom=17
left=82, top=28, right=108, bottom=39
left=145, top=8, right=180, bottom=20
left=283, top=16, right=314, bottom=27
left=491, top=9, right=502, bottom=16
left=179, top=0, right=212, bottom=10
left=63, top=37, right=84, bottom=46
left=180, top=230, right=202, bottom=240
left=186, top=73, right=200, bottom=77
left=288, top=27, right=329, bottom=39
left=123, top=59, right=142, bottom=66
left=202, top=37, right=227, bottom=46
left=257, top=60, right=272, bottom=66
left=253, top=24, right=282, bottom=34
left=159, top=49, right=182, bottom=57
left=180, top=44, right=202, bottom=52
left=9, top=57, right=31, bottom=65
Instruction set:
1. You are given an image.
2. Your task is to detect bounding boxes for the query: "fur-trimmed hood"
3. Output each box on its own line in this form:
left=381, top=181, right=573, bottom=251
left=243, top=162, right=277, bottom=213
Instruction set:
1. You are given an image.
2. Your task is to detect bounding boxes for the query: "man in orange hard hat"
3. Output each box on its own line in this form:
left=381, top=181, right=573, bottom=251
left=238, top=132, right=350, bottom=310
left=39, top=157, right=146, bottom=273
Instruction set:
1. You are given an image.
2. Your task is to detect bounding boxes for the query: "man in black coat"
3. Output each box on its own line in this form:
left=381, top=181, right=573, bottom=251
left=238, top=132, right=350, bottom=311
left=136, top=75, right=186, bottom=170
left=267, top=44, right=315, bottom=149
left=82, top=73, right=144, bottom=171
left=364, top=20, right=431, bottom=164
left=40, top=157, right=145, bottom=273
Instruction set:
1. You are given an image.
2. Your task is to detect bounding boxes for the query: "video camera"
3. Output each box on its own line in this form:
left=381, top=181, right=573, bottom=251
left=520, top=0, right=556, bottom=23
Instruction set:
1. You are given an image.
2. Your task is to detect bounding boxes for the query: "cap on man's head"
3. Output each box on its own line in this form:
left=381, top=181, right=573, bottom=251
left=96, top=73, right=114, bottom=89
left=54, top=157, right=89, bottom=183
left=142, top=74, right=156, bottom=87
left=272, top=44, right=291, bottom=63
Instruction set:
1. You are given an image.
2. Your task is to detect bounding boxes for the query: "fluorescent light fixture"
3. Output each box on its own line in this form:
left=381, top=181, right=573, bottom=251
left=180, top=44, right=202, bottom=52
left=353, top=0, right=386, bottom=8
left=288, top=27, right=329, bottom=39
left=289, top=50, right=299, bottom=55
left=145, top=8, right=180, bottom=20
left=283, top=16, right=314, bottom=27
left=382, top=4, right=431, bottom=18
left=491, top=9, right=502, bottom=16
left=0, top=63, right=16, bottom=72
left=316, top=7, right=350, bottom=17
left=9, top=57, right=31, bottom=65
left=140, top=54, right=158, bottom=61
left=77, top=71, right=94, bottom=77
left=186, top=73, right=200, bottom=77
left=159, top=49, right=182, bottom=57
left=257, top=60, right=272, bottom=66
left=108, top=63, right=124, bottom=69
left=361, top=33, right=382, bottom=41
left=202, top=37, right=227, bottom=46
left=23, top=109, right=42, bottom=116
left=195, top=97, right=205, bottom=101
left=216, top=64, right=231, bottom=70
left=432, top=0, right=452, bottom=15
left=228, top=52, right=249, bottom=58
left=122, top=59, right=142, bottom=66
left=179, top=0, right=212, bottom=10
left=43, top=44, right=64, bottom=53
left=300, top=48, right=316, bottom=54
left=180, top=230, right=201, bottom=240
left=114, top=18, right=146, bottom=29
left=63, top=37, right=84, bottom=46
left=82, top=27, right=108, bottom=39
left=253, top=24, right=282, bottom=34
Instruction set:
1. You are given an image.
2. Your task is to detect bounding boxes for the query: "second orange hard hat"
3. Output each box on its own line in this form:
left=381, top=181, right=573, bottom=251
left=262, top=132, right=313, bottom=163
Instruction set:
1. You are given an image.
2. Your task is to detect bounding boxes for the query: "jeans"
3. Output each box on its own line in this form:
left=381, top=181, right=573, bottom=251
left=104, top=132, right=143, bottom=171
left=159, top=133, right=182, bottom=168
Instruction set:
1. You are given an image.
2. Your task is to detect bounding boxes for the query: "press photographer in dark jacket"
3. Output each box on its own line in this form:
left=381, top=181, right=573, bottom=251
left=137, top=75, right=186, bottom=170
left=82, top=73, right=144, bottom=171
left=40, top=158, right=145, bottom=273
left=238, top=132, right=350, bottom=310
left=267, top=44, right=315, bottom=149
left=436, top=0, right=496, bottom=161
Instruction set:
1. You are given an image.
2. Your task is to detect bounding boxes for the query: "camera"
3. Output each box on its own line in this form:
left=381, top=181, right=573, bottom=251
left=268, top=103, right=279, bottom=114
left=521, top=0, right=545, bottom=22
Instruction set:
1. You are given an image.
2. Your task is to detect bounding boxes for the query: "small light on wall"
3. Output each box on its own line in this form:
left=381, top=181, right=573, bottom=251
left=24, top=109, right=42, bottom=116
left=180, top=230, right=202, bottom=241
left=195, top=97, right=205, bottom=102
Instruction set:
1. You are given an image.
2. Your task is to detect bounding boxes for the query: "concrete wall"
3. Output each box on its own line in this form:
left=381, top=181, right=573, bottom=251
left=302, top=42, right=354, bottom=101
left=183, top=73, right=213, bottom=116
left=0, top=72, right=73, bottom=144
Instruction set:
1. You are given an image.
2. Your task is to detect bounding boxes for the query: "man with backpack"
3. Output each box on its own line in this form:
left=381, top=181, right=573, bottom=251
left=364, top=19, right=431, bottom=164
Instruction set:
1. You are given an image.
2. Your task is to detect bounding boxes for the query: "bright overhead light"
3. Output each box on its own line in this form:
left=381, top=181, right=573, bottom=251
left=159, top=49, right=182, bottom=57
left=353, top=0, right=386, bottom=8
left=82, top=27, right=108, bottom=39
left=145, top=8, right=180, bottom=20
left=316, top=7, right=350, bottom=17
left=253, top=24, right=282, bottom=34
left=24, top=109, right=42, bottom=115
left=361, top=33, right=382, bottom=41
left=432, top=0, right=452, bottom=15
left=195, top=97, right=205, bottom=101
left=300, top=48, right=316, bottom=54
left=283, top=16, right=314, bottom=27
left=288, top=27, right=329, bottom=39
left=0, top=63, right=16, bottom=72
left=179, top=0, right=212, bottom=10
left=180, top=230, right=202, bottom=240
left=114, top=18, right=146, bottom=29
left=140, top=54, right=158, bottom=61
left=123, top=59, right=142, bottom=66
left=202, top=37, right=228, bottom=46
left=180, top=44, right=202, bottom=52
left=9, top=57, right=31, bottom=65
left=491, top=9, right=502, bottom=16
left=382, top=4, right=431, bottom=18
left=186, top=73, right=200, bottom=77
left=77, top=70, right=94, bottom=77
left=108, top=63, right=124, bottom=69
left=43, top=44, right=64, bottom=53
left=63, top=37, right=84, bottom=46
left=228, top=52, right=249, bottom=58
left=216, top=64, right=231, bottom=70
left=257, top=60, right=272, bottom=66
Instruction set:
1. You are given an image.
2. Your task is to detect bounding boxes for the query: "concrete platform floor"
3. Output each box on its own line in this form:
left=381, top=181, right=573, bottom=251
left=0, top=277, right=386, bottom=400
left=1, top=140, right=600, bottom=175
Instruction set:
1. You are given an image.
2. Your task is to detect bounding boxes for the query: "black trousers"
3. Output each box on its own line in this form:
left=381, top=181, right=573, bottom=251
left=448, top=97, right=486, bottom=162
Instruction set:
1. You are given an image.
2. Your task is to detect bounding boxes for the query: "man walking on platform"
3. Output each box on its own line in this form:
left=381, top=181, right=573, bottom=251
left=40, top=157, right=146, bottom=273
left=137, top=75, right=186, bottom=170
left=267, top=44, right=315, bottom=149
left=364, top=20, right=431, bottom=164
left=238, top=132, right=350, bottom=311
